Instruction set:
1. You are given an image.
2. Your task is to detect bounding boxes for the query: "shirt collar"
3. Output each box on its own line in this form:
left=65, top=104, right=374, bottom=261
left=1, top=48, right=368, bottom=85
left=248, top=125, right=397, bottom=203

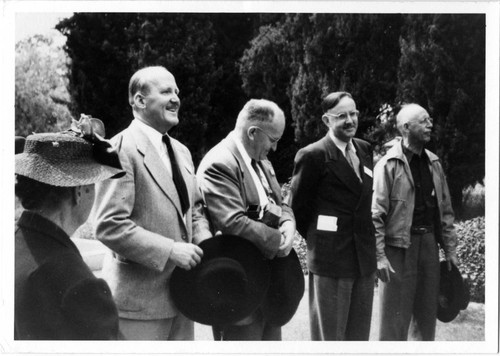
left=328, top=130, right=355, bottom=155
left=230, top=131, right=253, bottom=167
left=132, top=118, right=168, bottom=152
left=402, top=143, right=427, bottom=163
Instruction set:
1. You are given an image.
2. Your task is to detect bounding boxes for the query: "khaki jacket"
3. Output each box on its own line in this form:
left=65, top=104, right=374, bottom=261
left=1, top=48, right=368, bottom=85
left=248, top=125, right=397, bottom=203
left=372, top=140, right=457, bottom=260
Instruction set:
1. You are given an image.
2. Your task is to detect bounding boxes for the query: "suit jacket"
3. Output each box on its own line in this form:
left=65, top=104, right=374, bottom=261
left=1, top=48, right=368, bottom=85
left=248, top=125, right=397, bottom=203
left=288, top=135, right=376, bottom=278
left=15, top=211, right=119, bottom=340
left=196, top=132, right=294, bottom=259
left=92, top=120, right=212, bottom=320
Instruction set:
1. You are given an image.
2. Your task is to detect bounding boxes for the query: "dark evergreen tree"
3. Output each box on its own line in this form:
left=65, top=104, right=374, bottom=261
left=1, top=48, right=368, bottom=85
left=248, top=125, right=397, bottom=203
left=397, top=14, right=485, bottom=215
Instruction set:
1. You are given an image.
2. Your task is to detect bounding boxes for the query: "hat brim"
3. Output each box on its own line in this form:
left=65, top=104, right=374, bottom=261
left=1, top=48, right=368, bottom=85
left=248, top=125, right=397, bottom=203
left=261, top=248, right=305, bottom=326
left=170, top=234, right=270, bottom=326
left=15, top=153, right=124, bottom=187
left=437, top=261, right=469, bottom=323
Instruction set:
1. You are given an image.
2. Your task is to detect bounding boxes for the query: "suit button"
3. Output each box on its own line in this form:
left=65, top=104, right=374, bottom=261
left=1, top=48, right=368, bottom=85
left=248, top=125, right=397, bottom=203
left=181, top=235, right=187, bottom=241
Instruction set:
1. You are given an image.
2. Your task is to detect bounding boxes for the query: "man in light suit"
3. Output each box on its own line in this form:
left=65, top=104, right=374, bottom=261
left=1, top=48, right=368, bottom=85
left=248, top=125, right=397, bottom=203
left=287, top=92, right=376, bottom=340
left=92, top=66, right=212, bottom=340
left=196, top=99, right=296, bottom=340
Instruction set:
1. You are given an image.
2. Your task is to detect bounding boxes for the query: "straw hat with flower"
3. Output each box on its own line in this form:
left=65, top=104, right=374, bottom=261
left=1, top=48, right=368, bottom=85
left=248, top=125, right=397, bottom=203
left=15, top=114, right=124, bottom=186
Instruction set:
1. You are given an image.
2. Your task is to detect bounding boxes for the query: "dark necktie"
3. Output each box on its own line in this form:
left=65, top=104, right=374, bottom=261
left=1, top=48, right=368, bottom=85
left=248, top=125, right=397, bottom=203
left=251, top=159, right=275, bottom=203
left=162, top=135, right=189, bottom=215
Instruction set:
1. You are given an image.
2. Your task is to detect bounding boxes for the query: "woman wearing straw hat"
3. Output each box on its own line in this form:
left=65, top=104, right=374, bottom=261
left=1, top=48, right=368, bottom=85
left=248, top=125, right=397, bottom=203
left=14, top=116, right=124, bottom=340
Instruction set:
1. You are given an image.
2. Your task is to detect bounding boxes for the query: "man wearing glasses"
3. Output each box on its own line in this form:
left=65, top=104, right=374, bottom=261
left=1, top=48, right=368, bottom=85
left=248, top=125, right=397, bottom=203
left=288, top=91, right=376, bottom=340
left=372, top=103, right=458, bottom=340
left=196, top=98, right=296, bottom=340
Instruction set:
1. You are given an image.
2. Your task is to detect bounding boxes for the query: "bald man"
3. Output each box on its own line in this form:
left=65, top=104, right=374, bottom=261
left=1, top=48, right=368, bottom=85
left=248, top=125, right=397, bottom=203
left=92, top=66, right=212, bottom=340
left=372, top=103, right=458, bottom=340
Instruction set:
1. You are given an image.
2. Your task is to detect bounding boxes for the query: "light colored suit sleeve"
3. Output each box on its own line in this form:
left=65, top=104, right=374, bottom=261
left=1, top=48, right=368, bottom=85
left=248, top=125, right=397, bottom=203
left=92, top=136, right=174, bottom=272
left=197, top=157, right=281, bottom=259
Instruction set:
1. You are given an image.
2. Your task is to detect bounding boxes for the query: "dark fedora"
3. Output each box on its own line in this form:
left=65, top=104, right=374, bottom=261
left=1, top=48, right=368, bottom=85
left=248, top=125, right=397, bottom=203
left=261, top=248, right=305, bottom=326
left=170, top=234, right=271, bottom=326
left=437, top=261, right=470, bottom=323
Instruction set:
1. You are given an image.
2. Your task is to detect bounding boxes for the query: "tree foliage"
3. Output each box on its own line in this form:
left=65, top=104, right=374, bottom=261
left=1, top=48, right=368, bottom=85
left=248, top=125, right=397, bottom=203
left=397, top=14, right=485, bottom=214
left=15, top=34, right=73, bottom=136
left=53, top=13, right=486, bottom=212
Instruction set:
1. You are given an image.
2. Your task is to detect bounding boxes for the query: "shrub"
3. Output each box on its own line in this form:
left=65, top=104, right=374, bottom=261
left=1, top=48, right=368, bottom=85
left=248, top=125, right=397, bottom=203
left=452, top=216, right=485, bottom=303
left=461, top=182, right=485, bottom=220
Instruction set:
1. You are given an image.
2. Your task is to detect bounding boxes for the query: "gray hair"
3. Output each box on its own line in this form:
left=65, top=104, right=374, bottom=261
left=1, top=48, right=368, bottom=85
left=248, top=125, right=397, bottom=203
left=235, top=99, right=283, bottom=128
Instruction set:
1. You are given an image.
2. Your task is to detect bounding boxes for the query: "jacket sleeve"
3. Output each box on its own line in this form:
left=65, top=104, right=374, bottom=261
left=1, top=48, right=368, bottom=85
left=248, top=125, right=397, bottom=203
left=197, top=159, right=281, bottom=259
left=371, top=158, right=392, bottom=261
left=91, top=137, right=174, bottom=272
left=287, top=148, right=320, bottom=238
left=436, top=163, right=458, bottom=257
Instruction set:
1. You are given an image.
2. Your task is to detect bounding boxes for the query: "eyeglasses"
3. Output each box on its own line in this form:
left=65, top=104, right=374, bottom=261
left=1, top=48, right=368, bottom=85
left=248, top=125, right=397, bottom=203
left=252, top=126, right=281, bottom=144
left=324, top=110, right=359, bottom=121
left=419, top=116, right=434, bottom=125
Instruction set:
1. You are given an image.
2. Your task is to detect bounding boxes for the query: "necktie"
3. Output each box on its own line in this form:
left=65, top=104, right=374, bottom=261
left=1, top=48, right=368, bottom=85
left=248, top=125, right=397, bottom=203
left=345, top=142, right=362, bottom=182
left=251, top=159, right=275, bottom=203
left=162, top=135, right=190, bottom=215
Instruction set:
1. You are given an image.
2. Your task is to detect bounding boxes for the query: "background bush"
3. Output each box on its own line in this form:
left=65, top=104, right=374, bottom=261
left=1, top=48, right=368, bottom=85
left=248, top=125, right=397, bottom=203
left=452, top=216, right=485, bottom=303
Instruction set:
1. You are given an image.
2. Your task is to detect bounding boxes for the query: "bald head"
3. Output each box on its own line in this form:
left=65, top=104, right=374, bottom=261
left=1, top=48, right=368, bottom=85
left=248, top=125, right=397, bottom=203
left=128, top=66, right=172, bottom=107
left=396, top=104, right=428, bottom=136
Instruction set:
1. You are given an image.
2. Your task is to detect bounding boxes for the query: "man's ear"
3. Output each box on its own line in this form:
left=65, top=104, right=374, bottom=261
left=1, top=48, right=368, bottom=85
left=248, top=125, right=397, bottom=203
left=247, top=127, right=256, bottom=140
left=133, top=92, right=146, bottom=109
left=321, top=115, right=330, bottom=127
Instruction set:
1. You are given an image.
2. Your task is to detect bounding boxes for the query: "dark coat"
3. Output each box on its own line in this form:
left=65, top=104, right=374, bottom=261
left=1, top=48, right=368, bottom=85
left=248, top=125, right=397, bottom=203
left=288, top=135, right=377, bottom=278
left=15, top=211, right=119, bottom=340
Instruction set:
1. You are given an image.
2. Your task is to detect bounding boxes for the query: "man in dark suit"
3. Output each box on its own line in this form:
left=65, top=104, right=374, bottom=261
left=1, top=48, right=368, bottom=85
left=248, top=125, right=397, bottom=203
left=288, top=92, right=376, bottom=340
left=196, top=99, right=296, bottom=340
left=92, top=66, right=212, bottom=340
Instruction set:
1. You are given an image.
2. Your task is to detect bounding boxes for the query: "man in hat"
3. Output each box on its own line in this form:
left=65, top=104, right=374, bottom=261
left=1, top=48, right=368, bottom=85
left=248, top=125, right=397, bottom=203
left=196, top=98, right=296, bottom=340
left=91, top=66, right=212, bottom=340
left=372, top=103, right=459, bottom=340
left=287, top=92, right=376, bottom=340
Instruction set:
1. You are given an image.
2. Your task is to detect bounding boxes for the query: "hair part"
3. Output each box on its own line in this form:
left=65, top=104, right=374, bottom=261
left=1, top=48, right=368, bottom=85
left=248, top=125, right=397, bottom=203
left=15, top=175, right=72, bottom=210
left=128, top=66, right=170, bottom=107
left=321, top=92, right=353, bottom=113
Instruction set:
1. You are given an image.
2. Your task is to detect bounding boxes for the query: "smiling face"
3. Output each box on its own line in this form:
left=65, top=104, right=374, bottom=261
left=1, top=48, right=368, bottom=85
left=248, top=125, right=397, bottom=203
left=322, top=96, right=358, bottom=142
left=139, top=69, right=180, bottom=133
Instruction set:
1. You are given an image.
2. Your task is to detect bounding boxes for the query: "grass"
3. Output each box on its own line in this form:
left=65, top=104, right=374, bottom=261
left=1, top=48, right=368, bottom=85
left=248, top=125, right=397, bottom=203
left=194, top=281, right=485, bottom=341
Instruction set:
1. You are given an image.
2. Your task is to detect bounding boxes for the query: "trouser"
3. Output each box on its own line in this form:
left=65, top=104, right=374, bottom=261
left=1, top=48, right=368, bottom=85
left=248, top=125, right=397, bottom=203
left=212, top=309, right=281, bottom=340
left=118, top=313, right=194, bottom=340
left=378, top=232, right=440, bottom=341
left=309, top=272, right=375, bottom=341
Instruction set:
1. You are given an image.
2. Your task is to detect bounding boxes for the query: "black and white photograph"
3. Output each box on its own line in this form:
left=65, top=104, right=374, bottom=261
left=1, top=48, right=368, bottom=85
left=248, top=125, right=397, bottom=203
left=2, top=0, right=499, bottom=355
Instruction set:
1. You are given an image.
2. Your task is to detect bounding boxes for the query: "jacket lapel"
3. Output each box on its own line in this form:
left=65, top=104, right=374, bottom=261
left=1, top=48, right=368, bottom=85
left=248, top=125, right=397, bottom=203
left=223, top=136, right=261, bottom=207
left=131, top=124, right=183, bottom=215
left=352, top=139, right=373, bottom=209
left=323, top=135, right=362, bottom=195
